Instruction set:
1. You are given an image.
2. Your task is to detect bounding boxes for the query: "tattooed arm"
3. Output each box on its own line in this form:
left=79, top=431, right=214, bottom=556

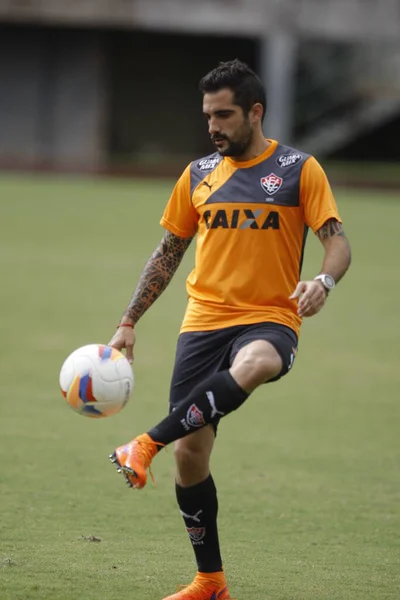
left=122, top=230, right=193, bottom=324
left=109, top=231, right=192, bottom=361
left=316, top=218, right=351, bottom=284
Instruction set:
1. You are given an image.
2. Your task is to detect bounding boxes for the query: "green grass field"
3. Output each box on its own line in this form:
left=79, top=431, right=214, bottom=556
left=0, top=174, right=399, bottom=600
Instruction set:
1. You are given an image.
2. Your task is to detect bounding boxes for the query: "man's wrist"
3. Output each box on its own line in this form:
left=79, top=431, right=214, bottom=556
left=120, top=314, right=136, bottom=327
left=314, top=279, right=329, bottom=296
left=314, top=273, right=335, bottom=293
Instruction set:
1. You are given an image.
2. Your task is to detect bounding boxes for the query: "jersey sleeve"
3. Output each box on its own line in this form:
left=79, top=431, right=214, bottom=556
left=160, top=165, right=198, bottom=238
left=300, top=157, right=342, bottom=232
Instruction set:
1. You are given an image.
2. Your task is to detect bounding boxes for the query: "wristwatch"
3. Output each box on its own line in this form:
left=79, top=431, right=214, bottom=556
left=314, top=273, right=335, bottom=292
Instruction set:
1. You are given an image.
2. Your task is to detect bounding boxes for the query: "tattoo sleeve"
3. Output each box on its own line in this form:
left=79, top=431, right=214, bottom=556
left=316, top=218, right=346, bottom=240
left=123, top=231, right=193, bottom=323
left=316, top=218, right=351, bottom=284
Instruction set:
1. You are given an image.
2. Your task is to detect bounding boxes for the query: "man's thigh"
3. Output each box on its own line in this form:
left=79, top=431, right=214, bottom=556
left=169, top=322, right=298, bottom=410
left=230, top=322, right=298, bottom=383
left=169, top=328, right=234, bottom=412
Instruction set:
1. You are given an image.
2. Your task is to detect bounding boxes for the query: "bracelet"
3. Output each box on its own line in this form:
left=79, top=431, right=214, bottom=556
left=117, top=323, right=134, bottom=329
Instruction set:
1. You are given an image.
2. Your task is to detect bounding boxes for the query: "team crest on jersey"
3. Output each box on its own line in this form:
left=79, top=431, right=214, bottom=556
left=196, top=157, right=221, bottom=171
left=260, top=173, right=283, bottom=195
left=186, top=404, right=205, bottom=428
left=276, top=153, right=302, bottom=168
left=186, top=527, right=206, bottom=544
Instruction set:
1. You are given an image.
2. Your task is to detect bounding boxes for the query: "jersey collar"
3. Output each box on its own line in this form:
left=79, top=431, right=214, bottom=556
left=224, top=139, right=278, bottom=169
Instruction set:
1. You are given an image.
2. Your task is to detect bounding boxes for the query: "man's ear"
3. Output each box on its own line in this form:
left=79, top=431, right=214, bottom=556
left=251, top=102, right=264, bottom=124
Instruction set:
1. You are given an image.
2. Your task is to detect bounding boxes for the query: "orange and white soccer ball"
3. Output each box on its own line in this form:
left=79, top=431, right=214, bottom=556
left=59, top=344, right=134, bottom=418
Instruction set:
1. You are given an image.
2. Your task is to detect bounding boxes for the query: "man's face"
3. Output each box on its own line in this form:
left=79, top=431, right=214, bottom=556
left=203, top=88, right=254, bottom=157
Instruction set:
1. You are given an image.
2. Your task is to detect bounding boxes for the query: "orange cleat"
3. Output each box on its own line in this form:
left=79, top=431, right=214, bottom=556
left=162, top=572, right=231, bottom=600
left=109, top=433, right=163, bottom=489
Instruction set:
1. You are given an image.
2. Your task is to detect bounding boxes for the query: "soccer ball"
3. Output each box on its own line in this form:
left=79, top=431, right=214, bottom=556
left=59, top=344, right=134, bottom=418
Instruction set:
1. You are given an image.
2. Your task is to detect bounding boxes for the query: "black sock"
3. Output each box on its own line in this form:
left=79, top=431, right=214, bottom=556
left=148, top=370, right=248, bottom=446
left=176, top=475, right=222, bottom=573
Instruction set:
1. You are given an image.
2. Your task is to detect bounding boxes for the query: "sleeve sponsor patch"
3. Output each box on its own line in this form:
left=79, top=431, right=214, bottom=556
left=196, top=156, right=221, bottom=171
left=276, top=153, right=303, bottom=168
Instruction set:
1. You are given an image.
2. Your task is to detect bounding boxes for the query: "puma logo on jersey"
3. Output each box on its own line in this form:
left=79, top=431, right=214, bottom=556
left=203, top=209, right=280, bottom=230
left=202, top=181, right=216, bottom=191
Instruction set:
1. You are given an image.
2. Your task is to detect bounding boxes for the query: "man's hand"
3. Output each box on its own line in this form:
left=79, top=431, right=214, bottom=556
left=290, top=280, right=327, bottom=318
left=109, top=326, right=136, bottom=364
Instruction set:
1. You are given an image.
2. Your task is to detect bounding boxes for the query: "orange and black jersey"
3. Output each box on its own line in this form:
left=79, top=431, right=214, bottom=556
left=160, top=139, right=341, bottom=335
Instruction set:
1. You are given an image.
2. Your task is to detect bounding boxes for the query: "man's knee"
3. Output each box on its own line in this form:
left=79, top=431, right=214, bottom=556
left=231, top=340, right=282, bottom=392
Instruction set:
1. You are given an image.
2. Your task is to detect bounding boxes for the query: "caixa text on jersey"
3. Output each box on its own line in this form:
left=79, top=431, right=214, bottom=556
left=203, top=209, right=279, bottom=230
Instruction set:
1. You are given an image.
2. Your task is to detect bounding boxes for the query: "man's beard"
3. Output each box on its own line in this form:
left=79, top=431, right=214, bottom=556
left=212, top=127, right=253, bottom=157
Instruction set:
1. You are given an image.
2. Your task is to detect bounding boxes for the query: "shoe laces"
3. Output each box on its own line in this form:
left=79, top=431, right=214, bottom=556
left=132, top=437, right=164, bottom=486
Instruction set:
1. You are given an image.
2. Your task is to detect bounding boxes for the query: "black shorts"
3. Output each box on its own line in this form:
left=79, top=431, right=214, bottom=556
left=169, top=321, right=298, bottom=412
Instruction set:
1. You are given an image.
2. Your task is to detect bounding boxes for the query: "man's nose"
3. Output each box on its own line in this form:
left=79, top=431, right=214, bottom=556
left=208, top=117, right=220, bottom=136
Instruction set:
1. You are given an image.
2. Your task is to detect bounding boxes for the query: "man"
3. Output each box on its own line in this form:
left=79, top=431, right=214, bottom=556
left=108, top=59, right=351, bottom=600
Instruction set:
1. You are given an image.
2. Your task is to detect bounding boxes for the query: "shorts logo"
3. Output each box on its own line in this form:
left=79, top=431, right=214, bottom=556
left=260, top=173, right=283, bottom=195
left=186, top=526, right=206, bottom=544
left=186, top=404, right=206, bottom=428
left=276, top=153, right=302, bottom=168
left=196, top=157, right=221, bottom=171
left=288, top=346, right=298, bottom=371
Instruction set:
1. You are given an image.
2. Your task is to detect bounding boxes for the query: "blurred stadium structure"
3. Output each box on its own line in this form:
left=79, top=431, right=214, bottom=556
left=0, top=0, right=400, bottom=177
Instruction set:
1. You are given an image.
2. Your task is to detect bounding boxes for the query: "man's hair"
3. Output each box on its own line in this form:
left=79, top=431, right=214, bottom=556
left=199, top=59, right=267, bottom=121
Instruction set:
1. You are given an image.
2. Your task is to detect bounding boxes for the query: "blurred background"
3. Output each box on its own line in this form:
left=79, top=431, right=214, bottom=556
left=1, top=0, right=400, bottom=181
left=1, top=3, right=400, bottom=599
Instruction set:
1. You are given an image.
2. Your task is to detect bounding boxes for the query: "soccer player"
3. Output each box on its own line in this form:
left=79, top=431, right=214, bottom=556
left=108, top=59, right=351, bottom=600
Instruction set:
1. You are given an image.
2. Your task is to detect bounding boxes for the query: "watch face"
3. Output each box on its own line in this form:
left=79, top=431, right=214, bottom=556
left=324, top=275, right=335, bottom=289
